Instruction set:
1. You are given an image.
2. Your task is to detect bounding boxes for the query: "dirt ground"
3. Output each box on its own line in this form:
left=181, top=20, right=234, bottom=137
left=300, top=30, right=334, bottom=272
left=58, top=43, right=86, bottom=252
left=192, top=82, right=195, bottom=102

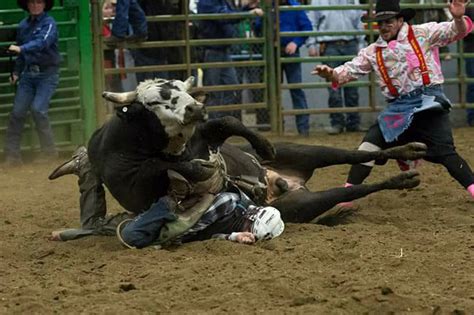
left=1, top=128, right=473, bottom=314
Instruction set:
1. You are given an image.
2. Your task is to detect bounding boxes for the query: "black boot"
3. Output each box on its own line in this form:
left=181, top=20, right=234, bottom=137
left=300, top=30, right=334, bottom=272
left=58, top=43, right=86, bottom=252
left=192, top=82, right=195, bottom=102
left=48, top=146, right=87, bottom=180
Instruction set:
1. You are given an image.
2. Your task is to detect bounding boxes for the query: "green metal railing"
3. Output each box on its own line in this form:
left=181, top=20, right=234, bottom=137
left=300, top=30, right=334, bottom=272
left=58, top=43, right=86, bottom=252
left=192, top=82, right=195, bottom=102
left=91, top=0, right=276, bottom=129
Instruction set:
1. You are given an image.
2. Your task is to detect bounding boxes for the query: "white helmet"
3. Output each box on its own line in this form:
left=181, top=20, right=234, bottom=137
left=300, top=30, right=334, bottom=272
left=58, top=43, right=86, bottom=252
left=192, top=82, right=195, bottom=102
left=250, top=206, right=285, bottom=240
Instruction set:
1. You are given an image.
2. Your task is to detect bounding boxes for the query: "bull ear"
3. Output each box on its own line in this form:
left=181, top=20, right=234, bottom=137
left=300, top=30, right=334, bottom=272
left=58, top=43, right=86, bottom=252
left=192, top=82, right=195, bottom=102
left=102, top=91, right=137, bottom=104
left=190, top=89, right=208, bottom=104
left=183, top=76, right=195, bottom=91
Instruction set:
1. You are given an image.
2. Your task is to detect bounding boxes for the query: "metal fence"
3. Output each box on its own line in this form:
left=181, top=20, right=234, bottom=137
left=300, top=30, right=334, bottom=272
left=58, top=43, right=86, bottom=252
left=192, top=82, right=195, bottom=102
left=1, top=0, right=473, bottom=152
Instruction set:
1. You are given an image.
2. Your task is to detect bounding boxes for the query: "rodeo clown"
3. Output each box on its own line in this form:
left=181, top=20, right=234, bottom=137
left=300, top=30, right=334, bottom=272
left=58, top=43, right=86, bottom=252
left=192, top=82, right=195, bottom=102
left=313, top=0, right=474, bottom=201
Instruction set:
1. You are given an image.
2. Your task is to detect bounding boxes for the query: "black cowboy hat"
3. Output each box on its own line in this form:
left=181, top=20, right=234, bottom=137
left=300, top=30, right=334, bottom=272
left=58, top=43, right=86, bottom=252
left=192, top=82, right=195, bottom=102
left=362, top=0, right=416, bottom=23
left=17, top=0, right=54, bottom=12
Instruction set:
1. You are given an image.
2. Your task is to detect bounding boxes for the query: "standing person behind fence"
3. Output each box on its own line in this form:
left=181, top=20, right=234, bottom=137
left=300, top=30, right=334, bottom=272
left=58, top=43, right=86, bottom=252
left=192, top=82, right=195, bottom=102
left=254, top=0, right=312, bottom=136
left=197, top=0, right=263, bottom=120
left=313, top=0, right=474, bottom=201
left=464, top=6, right=474, bottom=127
left=4, top=0, right=60, bottom=166
left=307, top=0, right=365, bottom=135
left=103, top=0, right=148, bottom=44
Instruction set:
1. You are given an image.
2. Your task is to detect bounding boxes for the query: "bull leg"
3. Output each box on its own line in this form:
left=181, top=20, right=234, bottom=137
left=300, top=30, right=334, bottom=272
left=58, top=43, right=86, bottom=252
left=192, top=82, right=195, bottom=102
left=263, top=142, right=426, bottom=180
left=271, top=170, right=420, bottom=223
left=200, top=116, right=276, bottom=161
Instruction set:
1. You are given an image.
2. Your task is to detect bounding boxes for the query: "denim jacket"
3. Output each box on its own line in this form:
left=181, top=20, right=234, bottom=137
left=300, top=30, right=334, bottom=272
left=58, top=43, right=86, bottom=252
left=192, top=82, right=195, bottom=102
left=14, top=12, right=61, bottom=75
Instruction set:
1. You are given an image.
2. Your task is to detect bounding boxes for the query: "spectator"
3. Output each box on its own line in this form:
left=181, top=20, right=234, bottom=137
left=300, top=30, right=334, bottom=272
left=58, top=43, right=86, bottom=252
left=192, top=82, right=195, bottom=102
left=4, top=0, right=61, bottom=166
left=307, top=0, right=366, bottom=135
left=254, top=0, right=312, bottom=136
left=464, top=7, right=474, bottom=126
left=102, top=0, right=122, bottom=92
left=132, top=0, right=186, bottom=83
left=104, top=0, right=148, bottom=44
left=197, top=0, right=263, bottom=120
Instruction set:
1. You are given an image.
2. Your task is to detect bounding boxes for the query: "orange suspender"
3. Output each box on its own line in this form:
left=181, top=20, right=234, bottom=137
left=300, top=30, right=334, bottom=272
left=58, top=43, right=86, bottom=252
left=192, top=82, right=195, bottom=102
left=376, top=25, right=431, bottom=97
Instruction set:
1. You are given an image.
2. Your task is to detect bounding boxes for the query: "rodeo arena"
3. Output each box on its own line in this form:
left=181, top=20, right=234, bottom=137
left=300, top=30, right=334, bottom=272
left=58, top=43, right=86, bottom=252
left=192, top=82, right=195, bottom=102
left=1, top=0, right=474, bottom=313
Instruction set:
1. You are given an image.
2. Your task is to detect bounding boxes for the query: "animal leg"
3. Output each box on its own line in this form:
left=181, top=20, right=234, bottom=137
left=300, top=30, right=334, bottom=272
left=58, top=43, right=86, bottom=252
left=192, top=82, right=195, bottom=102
left=271, top=170, right=420, bottom=223
left=200, top=116, right=275, bottom=161
left=264, top=142, right=426, bottom=174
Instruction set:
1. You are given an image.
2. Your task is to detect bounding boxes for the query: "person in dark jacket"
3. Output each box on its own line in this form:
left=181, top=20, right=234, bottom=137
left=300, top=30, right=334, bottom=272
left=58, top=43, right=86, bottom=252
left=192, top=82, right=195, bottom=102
left=197, top=0, right=263, bottom=120
left=255, top=0, right=312, bottom=136
left=464, top=7, right=474, bottom=126
left=4, top=0, right=61, bottom=166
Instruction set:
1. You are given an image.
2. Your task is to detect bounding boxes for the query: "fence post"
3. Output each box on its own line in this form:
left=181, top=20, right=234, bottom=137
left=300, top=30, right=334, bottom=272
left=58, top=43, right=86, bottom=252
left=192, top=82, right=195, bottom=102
left=76, top=0, right=97, bottom=138
left=264, top=0, right=279, bottom=134
left=91, top=0, right=107, bottom=126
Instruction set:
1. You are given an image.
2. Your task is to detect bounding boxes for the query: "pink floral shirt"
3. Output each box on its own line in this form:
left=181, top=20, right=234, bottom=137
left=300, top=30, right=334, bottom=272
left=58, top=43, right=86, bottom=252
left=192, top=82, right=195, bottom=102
left=333, top=17, right=473, bottom=99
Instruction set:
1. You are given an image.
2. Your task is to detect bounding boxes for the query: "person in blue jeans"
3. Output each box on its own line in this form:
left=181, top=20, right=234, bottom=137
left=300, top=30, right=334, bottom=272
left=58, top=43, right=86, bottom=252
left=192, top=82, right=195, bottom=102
left=5, top=0, right=61, bottom=166
left=116, top=188, right=285, bottom=249
left=255, top=0, right=312, bottom=136
left=465, top=7, right=474, bottom=127
left=307, top=0, right=365, bottom=135
left=104, top=0, right=148, bottom=44
left=197, top=0, right=263, bottom=120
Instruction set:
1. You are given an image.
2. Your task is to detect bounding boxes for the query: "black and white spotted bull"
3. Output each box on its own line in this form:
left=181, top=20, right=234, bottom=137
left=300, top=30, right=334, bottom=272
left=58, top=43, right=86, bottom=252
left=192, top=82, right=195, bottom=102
left=96, top=76, right=427, bottom=225
left=87, top=77, right=275, bottom=214
left=53, top=75, right=427, bottom=233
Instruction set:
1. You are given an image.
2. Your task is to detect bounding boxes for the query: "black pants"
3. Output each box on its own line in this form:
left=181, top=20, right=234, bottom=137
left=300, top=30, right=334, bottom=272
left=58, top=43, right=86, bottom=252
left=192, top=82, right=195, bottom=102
left=348, top=109, right=474, bottom=188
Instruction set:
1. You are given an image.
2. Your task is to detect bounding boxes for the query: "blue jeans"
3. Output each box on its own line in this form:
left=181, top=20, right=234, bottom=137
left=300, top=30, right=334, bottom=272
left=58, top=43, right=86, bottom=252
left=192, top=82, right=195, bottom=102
left=4, top=70, right=59, bottom=160
left=324, top=40, right=360, bottom=129
left=121, top=197, right=177, bottom=248
left=281, top=51, right=309, bottom=135
left=465, top=57, right=474, bottom=125
left=203, top=48, right=241, bottom=119
left=112, top=0, right=148, bottom=38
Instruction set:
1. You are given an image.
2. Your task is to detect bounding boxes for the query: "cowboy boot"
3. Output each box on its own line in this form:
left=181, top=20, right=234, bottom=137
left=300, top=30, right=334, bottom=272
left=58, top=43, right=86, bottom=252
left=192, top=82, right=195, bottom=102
left=48, top=146, right=88, bottom=180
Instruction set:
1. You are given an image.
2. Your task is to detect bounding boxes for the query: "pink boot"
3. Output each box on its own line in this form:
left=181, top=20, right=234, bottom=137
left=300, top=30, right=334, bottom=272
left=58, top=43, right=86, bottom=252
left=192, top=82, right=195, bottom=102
left=468, top=184, right=474, bottom=200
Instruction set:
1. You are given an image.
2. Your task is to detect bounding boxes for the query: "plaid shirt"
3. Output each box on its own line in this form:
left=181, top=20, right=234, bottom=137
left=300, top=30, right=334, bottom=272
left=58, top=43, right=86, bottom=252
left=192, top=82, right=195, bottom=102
left=180, top=190, right=256, bottom=242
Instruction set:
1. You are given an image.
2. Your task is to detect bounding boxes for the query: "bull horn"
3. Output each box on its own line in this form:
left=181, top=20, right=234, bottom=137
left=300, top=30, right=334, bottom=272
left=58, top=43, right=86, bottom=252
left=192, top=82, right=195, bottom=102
left=183, top=76, right=195, bottom=91
left=102, top=91, right=137, bottom=104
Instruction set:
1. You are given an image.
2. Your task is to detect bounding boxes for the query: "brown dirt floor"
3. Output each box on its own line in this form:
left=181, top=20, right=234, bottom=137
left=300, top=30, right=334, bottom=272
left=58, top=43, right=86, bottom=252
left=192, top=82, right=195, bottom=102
left=1, top=128, right=473, bottom=314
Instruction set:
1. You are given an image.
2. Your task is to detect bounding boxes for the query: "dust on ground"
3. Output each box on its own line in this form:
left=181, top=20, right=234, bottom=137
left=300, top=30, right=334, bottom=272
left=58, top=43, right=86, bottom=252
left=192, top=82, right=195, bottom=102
left=1, top=128, right=473, bottom=314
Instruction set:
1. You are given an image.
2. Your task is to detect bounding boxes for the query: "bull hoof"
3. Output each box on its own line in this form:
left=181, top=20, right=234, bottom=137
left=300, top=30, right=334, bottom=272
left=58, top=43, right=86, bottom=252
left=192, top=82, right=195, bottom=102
left=385, top=142, right=427, bottom=161
left=385, top=170, right=420, bottom=190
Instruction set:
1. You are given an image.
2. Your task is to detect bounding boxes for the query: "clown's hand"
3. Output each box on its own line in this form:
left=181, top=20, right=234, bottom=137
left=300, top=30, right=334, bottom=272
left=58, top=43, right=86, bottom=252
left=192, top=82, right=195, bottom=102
left=311, top=65, right=334, bottom=81
left=449, top=0, right=470, bottom=20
